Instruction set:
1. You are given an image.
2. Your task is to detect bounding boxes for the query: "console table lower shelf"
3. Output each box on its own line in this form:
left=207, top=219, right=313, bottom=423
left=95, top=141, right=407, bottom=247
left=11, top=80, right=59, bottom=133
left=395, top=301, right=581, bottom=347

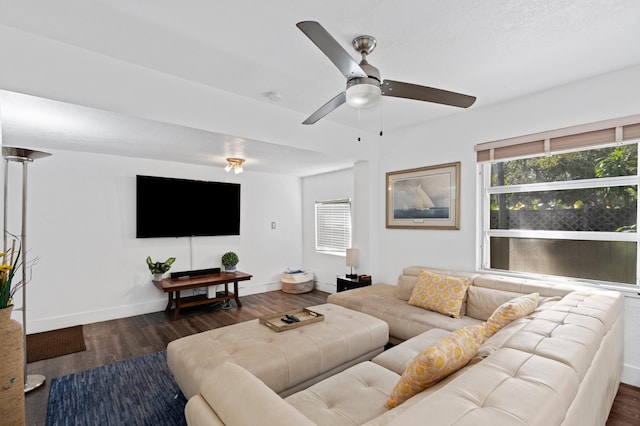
left=153, top=271, right=252, bottom=319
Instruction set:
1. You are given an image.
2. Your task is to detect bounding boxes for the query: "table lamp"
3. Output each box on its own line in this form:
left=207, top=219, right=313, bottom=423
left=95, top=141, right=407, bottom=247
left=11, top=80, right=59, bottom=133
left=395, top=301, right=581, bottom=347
left=345, top=248, right=359, bottom=279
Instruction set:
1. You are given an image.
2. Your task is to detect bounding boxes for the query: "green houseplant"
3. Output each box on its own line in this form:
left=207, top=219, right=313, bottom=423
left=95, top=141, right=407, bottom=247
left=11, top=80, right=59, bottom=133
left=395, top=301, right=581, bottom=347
left=146, top=256, right=176, bottom=281
left=221, top=252, right=239, bottom=272
left=0, top=238, right=22, bottom=309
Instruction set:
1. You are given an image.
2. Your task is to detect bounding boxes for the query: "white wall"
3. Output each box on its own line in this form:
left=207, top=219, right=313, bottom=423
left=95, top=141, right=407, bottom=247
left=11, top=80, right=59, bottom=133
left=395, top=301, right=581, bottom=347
left=3, top=149, right=303, bottom=333
left=301, top=168, right=354, bottom=292
left=300, top=159, right=383, bottom=291
left=375, top=64, right=640, bottom=386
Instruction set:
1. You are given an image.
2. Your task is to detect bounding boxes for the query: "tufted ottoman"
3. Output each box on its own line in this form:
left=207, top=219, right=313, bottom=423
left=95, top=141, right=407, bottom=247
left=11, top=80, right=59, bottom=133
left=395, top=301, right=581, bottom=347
left=167, top=303, right=389, bottom=399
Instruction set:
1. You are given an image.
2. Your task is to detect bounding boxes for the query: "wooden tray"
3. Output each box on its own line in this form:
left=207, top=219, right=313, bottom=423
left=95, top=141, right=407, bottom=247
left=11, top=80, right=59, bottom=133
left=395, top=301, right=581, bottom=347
left=259, top=308, right=324, bottom=332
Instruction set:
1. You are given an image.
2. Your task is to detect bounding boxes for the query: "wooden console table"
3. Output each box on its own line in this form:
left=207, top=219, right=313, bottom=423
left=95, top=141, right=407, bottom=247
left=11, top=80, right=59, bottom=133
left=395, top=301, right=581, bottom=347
left=153, top=271, right=252, bottom=320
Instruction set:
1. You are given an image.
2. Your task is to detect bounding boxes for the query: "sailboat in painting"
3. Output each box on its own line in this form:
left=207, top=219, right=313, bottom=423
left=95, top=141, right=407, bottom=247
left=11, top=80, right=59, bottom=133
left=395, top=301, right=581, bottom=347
left=395, top=184, right=449, bottom=219
left=414, top=185, right=435, bottom=210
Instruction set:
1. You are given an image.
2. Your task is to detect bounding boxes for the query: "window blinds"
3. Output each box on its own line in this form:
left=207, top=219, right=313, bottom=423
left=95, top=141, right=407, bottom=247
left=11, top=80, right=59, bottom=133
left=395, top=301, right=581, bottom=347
left=315, top=199, right=352, bottom=254
left=475, top=114, right=640, bottom=163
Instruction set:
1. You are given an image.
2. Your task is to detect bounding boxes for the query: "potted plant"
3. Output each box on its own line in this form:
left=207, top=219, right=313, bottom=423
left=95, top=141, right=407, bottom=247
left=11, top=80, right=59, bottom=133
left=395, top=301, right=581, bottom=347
left=146, top=256, right=176, bottom=281
left=221, top=252, right=239, bottom=273
left=0, top=237, right=23, bottom=310
left=0, top=236, right=26, bottom=424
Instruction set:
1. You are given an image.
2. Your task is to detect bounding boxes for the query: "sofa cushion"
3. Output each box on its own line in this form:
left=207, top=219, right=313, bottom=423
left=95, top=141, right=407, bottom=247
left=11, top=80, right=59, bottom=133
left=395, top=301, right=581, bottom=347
left=372, top=328, right=451, bottom=375
left=486, top=293, right=539, bottom=338
left=185, top=396, right=225, bottom=426
left=471, top=297, right=562, bottom=363
left=473, top=273, right=573, bottom=298
left=408, top=270, right=471, bottom=318
left=198, top=362, right=315, bottom=426
left=395, top=267, right=477, bottom=316
left=465, top=286, right=525, bottom=321
left=395, top=273, right=419, bottom=301
left=361, top=365, right=474, bottom=426
left=502, top=291, right=622, bottom=382
left=286, top=361, right=399, bottom=426
left=385, top=323, right=486, bottom=409
left=328, top=284, right=483, bottom=343
left=388, top=347, right=580, bottom=425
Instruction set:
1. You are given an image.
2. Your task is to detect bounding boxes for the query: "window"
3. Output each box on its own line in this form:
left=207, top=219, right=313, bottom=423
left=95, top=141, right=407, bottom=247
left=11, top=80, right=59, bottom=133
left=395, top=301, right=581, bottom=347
left=476, top=115, right=640, bottom=287
left=315, top=199, right=352, bottom=255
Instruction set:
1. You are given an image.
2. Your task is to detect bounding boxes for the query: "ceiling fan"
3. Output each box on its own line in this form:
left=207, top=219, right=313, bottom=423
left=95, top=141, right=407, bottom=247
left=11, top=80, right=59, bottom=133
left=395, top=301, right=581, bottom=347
left=296, top=21, right=476, bottom=125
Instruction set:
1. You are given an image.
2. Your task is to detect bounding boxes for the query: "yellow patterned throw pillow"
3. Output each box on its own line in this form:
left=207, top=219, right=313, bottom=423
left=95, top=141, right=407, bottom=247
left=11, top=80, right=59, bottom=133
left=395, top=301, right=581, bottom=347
left=407, top=270, right=471, bottom=318
left=485, top=292, right=540, bottom=338
left=385, top=323, right=486, bottom=409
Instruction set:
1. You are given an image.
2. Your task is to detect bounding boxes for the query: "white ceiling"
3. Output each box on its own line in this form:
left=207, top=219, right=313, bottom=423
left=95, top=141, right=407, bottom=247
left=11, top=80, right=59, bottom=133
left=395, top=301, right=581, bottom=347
left=1, top=0, right=639, bottom=176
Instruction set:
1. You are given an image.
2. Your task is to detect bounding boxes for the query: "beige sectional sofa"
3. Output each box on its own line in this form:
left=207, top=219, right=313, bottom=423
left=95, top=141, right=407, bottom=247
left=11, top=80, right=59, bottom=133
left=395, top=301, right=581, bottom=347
left=328, top=266, right=574, bottom=344
left=182, top=266, right=624, bottom=425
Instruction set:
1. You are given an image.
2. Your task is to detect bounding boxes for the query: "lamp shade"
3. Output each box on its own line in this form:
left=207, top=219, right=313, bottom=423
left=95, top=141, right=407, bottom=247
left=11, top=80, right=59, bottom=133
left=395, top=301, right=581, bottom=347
left=345, top=248, right=359, bottom=268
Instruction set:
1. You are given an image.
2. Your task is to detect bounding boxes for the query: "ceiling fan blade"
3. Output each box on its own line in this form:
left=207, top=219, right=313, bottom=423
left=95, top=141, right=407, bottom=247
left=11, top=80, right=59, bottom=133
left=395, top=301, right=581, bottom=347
left=381, top=80, right=476, bottom=108
left=297, top=21, right=367, bottom=79
left=302, top=92, right=346, bottom=125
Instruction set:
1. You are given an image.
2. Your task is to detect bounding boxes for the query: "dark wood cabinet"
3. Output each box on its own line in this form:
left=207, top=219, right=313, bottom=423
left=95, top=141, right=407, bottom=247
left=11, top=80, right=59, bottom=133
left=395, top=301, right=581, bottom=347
left=336, top=275, right=371, bottom=292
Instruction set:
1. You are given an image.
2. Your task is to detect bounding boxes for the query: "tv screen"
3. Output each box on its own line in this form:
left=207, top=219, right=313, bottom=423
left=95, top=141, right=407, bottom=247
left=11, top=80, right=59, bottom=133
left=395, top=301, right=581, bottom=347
left=136, top=175, right=240, bottom=238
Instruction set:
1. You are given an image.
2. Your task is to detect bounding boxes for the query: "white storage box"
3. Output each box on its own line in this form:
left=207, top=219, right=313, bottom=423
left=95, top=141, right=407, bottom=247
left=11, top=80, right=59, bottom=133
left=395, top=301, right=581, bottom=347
left=281, top=270, right=314, bottom=294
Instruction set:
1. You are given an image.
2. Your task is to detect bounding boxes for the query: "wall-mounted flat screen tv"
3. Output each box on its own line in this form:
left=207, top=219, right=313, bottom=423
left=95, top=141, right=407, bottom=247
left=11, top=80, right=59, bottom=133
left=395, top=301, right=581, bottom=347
left=136, top=175, right=240, bottom=238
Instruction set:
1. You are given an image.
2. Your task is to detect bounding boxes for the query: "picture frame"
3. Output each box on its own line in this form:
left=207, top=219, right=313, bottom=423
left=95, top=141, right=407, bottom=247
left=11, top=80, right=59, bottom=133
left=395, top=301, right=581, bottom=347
left=386, top=161, right=460, bottom=230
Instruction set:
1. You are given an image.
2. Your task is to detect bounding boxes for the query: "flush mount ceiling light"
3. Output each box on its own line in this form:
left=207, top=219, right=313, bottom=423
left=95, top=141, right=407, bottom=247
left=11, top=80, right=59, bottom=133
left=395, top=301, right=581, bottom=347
left=224, top=158, right=244, bottom=174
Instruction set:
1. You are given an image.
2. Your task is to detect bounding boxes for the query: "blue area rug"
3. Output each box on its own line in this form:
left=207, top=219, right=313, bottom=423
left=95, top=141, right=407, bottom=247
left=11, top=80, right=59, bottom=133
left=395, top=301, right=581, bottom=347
left=46, top=351, right=187, bottom=426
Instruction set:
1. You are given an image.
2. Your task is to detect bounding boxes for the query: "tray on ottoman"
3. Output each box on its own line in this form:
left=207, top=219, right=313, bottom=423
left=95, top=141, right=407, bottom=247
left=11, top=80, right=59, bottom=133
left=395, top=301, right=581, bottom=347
left=259, top=308, right=324, bottom=332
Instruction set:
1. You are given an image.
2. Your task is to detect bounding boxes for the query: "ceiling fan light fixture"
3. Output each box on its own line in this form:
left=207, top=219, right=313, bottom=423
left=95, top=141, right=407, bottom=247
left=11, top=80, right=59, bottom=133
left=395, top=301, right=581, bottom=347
left=225, top=157, right=244, bottom=174
left=346, top=83, right=381, bottom=108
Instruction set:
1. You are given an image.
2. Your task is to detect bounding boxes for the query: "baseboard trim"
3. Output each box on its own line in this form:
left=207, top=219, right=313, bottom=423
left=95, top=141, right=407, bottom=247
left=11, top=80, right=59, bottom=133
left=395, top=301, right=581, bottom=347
left=28, top=282, right=292, bottom=333
left=27, top=299, right=168, bottom=334
left=622, top=363, right=640, bottom=387
left=315, top=280, right=336, bottom=293
left=27, top=281, right=334, bottom=334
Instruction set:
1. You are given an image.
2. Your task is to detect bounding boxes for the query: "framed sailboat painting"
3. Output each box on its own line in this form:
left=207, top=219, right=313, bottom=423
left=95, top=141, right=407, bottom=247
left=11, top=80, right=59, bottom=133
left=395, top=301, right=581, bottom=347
left=386, top=162, right=460, bottom=229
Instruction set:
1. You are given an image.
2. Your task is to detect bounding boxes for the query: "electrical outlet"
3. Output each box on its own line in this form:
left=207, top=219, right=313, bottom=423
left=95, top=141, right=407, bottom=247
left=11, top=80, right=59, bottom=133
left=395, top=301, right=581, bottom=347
left=271, top=221, right=276, bottom=229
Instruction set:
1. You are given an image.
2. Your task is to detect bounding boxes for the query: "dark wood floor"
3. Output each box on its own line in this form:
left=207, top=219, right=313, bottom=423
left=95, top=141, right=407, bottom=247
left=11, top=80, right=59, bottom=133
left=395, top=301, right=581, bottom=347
left=25, top=289, right=639, bottom=425
left=25, top=289, right=328, bottom=425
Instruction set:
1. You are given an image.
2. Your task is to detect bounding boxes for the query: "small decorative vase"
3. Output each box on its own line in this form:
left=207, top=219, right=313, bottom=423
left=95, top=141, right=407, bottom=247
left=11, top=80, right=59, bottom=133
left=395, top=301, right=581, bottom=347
left=224, top=266, right=236, bottom=273
left=152, top=273, right=164, bottom=282
left=0, top=306, right=25, bottom=426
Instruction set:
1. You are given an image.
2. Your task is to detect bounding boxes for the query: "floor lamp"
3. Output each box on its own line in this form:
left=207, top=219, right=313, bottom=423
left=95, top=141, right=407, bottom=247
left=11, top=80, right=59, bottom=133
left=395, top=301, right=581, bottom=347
left=2, top=147, right=51, bottom=393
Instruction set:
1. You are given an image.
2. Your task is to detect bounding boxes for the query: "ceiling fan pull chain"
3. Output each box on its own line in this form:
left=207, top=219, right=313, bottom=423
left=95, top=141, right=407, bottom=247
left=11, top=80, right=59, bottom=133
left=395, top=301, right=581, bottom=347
left=357, top=109, right=362, bottom=142
left=379, top=98, right=383, bottom=136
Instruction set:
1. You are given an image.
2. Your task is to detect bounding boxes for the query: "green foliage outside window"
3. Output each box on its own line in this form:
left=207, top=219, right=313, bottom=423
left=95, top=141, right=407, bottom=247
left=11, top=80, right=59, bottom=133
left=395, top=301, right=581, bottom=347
left=491, top=144, right=638, bottom=211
